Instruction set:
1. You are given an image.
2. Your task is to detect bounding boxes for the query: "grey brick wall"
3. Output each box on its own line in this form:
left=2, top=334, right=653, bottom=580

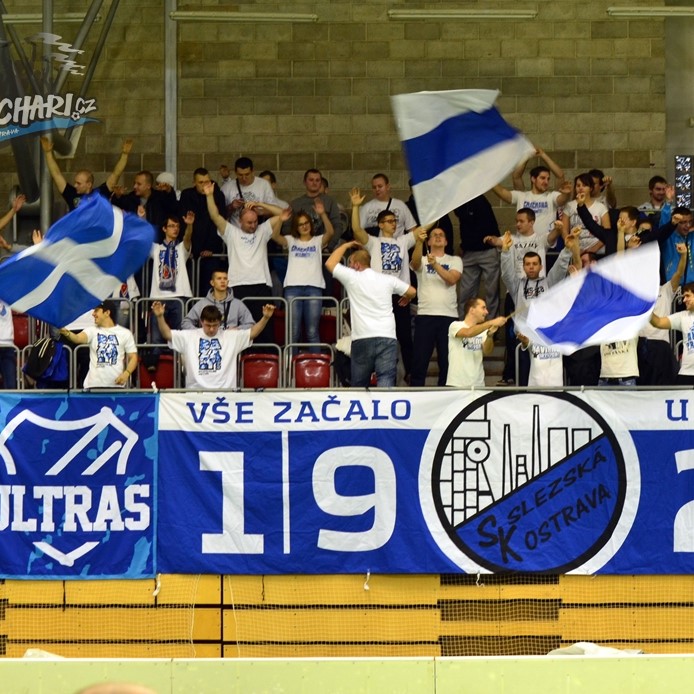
left=0, top=0, right=667, bottom=232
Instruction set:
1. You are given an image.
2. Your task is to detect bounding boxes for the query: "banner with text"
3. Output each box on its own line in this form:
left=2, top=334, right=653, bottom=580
left=157, top=389, right=694, bottom=576
left=0, top=394, right=157, bottom=579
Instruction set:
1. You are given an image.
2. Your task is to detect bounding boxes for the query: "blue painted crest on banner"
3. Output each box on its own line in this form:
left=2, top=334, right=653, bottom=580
left=0, top=394, right=157, bottom=578
left=422, top=391, right=635, bottom=574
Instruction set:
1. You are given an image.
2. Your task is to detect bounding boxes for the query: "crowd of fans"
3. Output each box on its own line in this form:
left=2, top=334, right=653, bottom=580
left=0, top=138, right=692, bottom=390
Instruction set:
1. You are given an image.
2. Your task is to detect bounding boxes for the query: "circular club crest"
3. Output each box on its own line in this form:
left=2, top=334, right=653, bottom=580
left=419, top=391, right=640, bottom=574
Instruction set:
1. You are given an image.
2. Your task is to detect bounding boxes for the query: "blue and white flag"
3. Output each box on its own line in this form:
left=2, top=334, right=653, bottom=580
left=0, top=193, right=153, bottom=327
left=391, top=89, right=534, bottom=225
left=515, top=244, right=660, bottom=355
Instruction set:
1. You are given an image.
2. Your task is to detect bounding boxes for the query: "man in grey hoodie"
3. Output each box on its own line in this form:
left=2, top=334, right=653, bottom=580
left=180, top=269, right=255, bottom=331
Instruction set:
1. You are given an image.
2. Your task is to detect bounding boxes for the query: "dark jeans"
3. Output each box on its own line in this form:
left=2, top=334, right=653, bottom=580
left=393, top=298, right=413, bottom=376
left=411, top=315, right=454, bottom=386
left=0, top=346, right=16, bottom=389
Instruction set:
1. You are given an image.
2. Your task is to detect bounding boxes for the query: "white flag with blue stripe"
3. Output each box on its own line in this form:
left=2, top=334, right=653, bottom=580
left=0, top=193, right=154, bottom=326
left=515, top=244, right=660, bottom=355
left=391, top=88, right=535, bottom=225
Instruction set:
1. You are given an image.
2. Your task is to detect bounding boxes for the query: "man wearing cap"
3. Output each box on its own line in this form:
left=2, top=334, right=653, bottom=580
left=155, top=171, right=180, bottom=200
left=59, top=301, right=138, bottom=388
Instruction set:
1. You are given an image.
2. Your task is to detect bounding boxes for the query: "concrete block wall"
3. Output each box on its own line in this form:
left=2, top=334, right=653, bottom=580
left=0, top=0, right=667, bottom=232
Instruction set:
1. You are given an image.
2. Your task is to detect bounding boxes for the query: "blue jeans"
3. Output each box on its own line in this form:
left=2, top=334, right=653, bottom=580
left=285, top=286, right=322, bottom=349
left=351, top=337, right=398, bottom=387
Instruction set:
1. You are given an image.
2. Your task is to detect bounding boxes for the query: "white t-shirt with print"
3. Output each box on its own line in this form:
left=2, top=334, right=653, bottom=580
left=169, top=328, right=252, bottom=389
left=82, top=325, right=137, bottom=388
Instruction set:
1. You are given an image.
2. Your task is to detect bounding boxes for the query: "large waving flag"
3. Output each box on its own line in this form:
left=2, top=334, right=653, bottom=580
left=391, top=89, right=535, bottom=225
left=514, top=244, right=660, bottom=355
left=0, top=193, right=153, bottom=327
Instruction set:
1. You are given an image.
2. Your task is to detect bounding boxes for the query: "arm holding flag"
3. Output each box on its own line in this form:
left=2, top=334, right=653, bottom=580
left=499, top=231, right=520, bottom=300
left=454, top=316, right=506, bottom=357
left=511, top=146, right=565, bottom=192
left=410, top=226, right=428, bottom=271
left=650, top=311, right=672, bottom=330
left=491, top=184, right=513, bottom=205
left=59, top=328, right=88, bottom=345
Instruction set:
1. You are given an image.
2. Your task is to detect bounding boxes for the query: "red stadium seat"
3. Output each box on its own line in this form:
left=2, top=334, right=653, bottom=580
left=240, top=353, right=280, bottom=389
left=12, top=312, right=31, bottom=349
left=139, top=354, right=175, bottom=389
left=292, top=353, right=332, bottom=388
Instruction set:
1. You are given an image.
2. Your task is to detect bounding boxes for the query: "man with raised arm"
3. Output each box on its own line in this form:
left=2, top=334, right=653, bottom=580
left=40, top=136, right=133, bottom=211
left=205, top=182, right=289, bottom=344
left=325, top=240, right=416, bottom=388
left=447, top=298, right=506, bottom=388
left=152, top=300, right=275, bottom=390
left=410, top=226, right=462, bottom=386
left=59, top=300, right=138, bottom=389
left=650, top=281, right=694, bottom=386
left=492, top=147, right=571, bottom=236
left=350, top=187, right=422, bottom=383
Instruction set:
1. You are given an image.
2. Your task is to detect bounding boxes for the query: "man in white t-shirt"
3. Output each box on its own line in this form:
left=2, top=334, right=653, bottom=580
left=492, top=162, right=571, bottom=236
left=60, top=300, right=138, bottom=389
left=205, top=181, right=289, bottom=343
left=325, top=240, right=415, bottom=387
left=650, top=282, right=694, bottom=386
left=599, top=339, right=639, bottom=387
left=447, top=298, right=506, bottom=388
left=358, top=173, right=417, bottom=238
left=152, top=301, right=275, bottom=389
left=351, top=188, right=420, bottom=382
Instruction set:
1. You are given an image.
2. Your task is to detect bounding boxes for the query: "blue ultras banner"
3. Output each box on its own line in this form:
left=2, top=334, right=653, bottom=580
left=2, top=390, right=694, bottom=577
left=0, top=394, right=157, bottom=579
left=156, top=389, right=694, bottom=576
